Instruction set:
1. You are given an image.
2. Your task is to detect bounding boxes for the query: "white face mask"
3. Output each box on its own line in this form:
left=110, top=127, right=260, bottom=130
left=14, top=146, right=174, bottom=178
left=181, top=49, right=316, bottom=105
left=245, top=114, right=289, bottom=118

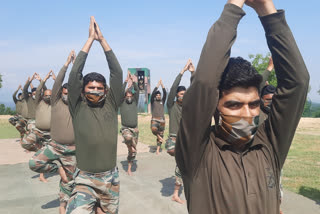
left=32, top=95, right=36, bottom=100
left=62, top=94, right=68, bottom=105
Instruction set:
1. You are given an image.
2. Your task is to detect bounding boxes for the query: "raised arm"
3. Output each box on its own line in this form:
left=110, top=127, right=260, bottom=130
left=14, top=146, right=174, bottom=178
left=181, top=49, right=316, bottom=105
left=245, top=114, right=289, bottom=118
left=133, top=82, right=139, bottom=104
left=35, top=72, right=50, bottom=104
left=151, top=80, right=160, bottom=105
left=167, top=73, right=182, bottom=109
left=52, top=51, right=75, bottom=105
left=12, top=85, right=21, bottom=104
left=175, top=2, right=245, bottom=177
left=254, top=4, right=309, bottom=168
left=160, top=80, right=167, bottom=104
left=259, top=56, right=274, bottom=90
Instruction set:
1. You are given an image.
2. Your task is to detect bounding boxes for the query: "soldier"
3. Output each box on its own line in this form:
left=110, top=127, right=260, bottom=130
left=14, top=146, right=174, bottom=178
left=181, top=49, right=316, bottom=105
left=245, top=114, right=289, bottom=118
left=165, top=59, right=195, bottom=204
left=66, top=16, right=123, bottom=214
left=120, top=72, right=140, bottom=176
left=8, top=85, right=28, bottom=139
left=29, top=50, right=76, bottom=214
left=150, top=79, right=167, bottom=155
left=24, top=71, right=55, bottom=182
left=175, top=0, right=309, bottom=213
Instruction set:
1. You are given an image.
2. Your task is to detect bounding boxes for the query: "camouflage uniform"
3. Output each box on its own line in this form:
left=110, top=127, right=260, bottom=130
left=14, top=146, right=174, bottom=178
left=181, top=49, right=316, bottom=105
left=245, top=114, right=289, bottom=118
left=66, top=167, right=120, bottom=214
left=8, top=114, right=27, bottom=137
left=21, top=125, right=50, bottom=152
left=120, top=126, right=139, bottom=162
left=165, top=135, right=183, bottom=186
left=29, top=140, right=76, bottom=203
left=151, top=117, right=165, bottom=146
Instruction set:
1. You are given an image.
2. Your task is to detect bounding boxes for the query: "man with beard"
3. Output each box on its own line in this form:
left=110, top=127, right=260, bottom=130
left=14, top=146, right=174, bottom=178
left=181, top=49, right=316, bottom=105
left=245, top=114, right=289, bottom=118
left=8, top=85, right=28, bottom=139
left=29, top=50, right=76, bottom=214
left=66, top=16, right=123, bottom=214
left=120, top=72, right=139, bottom=176
left=150, top=79, right=166, bottom=155
left=175, top=0, right=309, bottom=213
left=165, top=59, right=194, bottom=204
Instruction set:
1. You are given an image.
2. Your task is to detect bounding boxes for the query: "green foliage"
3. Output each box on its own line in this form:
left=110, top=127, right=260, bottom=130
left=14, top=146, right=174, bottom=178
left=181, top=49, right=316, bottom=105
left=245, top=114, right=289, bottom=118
left=248, top=53, right=277, bottom=86
left=0, top=74, right=2, bottom=88
left=0, top=104, right=16, bottom=115
left=302, top=98, right=312, bottom=117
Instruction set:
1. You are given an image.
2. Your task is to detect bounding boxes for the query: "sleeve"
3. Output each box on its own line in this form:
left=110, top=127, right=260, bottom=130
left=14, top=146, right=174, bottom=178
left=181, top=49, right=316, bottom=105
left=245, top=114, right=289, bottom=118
left=259, top=69, right=271, bottom=91
left=23, top=80, right=31, bottom=101
left=105, top=50, right=123, bottom=108
left=257, top=10, right=310, bottom=169
left=175, top=4, right=245, bottom=177
left=35, top=80, right=46, bottom=104
left=120, top=82, right=127, bottom=105
left=167, top=73, right=182, bottom=110
left=51, top=65, right=67, bottom=106
left=12, top=89, right=19, bottom=104
left=68, top=51, right=87, bottom=117
left=151, top=87, right=158, bottom=104
left=133, top=82, right=139, bottom=104
left=162, top=88, right=167, bottom=104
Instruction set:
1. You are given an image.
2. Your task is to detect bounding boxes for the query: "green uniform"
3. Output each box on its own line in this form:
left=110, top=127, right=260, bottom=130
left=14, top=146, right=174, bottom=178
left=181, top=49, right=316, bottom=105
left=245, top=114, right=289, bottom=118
left=175, top=4, right=309, bottom=214
left=23, top=80, right=37, bottom=119
left=8, top=89, right=27, bottom=136
left=68, top=50, right=123, bottom=173
left=120, top=82, right=139, bottom=162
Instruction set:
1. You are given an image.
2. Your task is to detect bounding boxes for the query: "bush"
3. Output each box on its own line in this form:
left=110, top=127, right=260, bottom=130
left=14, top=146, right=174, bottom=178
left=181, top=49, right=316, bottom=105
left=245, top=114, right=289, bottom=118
left=0, top=104, right=16, bottom=115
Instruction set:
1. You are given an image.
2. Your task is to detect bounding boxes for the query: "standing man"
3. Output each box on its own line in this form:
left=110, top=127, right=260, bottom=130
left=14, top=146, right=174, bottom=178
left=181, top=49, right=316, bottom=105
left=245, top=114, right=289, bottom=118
left=165, top=59, right=194, bottom=204
left=120, top=72, right=139, bottom=176
left=175, top=0, right=309, bottom=213
left=26, top=71, right=54, bottom=182
left=150, top=79, right=166, bottom=155
left=66, top=16, right=123, bottom=214
left=29, top=50, right=76, bottom=214
left=9, top=85, right=28, bottom=139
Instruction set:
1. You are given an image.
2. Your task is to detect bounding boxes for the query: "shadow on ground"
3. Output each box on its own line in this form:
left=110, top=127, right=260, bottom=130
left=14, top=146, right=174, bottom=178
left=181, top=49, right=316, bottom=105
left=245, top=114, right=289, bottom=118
left=31, top=172, right=58, bottom=179
left=41, top=198, right=60, bottom=209
left=299, top=186, right=320, bottom=205
left=120, top=160, right=138, bottom=173
left=159, top=176, right=183, bottom=197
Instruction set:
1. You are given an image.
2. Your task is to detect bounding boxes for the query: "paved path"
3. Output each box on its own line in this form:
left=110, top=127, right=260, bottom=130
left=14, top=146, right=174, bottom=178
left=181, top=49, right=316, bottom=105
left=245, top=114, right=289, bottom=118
left=0, top=139, right=319, bottom=214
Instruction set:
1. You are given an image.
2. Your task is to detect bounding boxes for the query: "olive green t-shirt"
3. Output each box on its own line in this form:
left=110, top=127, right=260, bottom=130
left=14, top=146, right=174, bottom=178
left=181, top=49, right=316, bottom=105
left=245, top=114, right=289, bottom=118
left=68, top=50, right=123, bottom=173
left=120, top=82, right=139, bottom=128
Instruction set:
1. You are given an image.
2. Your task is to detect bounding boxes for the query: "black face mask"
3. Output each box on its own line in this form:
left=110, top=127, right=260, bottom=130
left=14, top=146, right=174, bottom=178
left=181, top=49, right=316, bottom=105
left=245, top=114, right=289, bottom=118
left=261, top=99, right=272, bottom=113
left=126, top=97, right=133, bottom=104
left=43, top=96, right=51, bottom=104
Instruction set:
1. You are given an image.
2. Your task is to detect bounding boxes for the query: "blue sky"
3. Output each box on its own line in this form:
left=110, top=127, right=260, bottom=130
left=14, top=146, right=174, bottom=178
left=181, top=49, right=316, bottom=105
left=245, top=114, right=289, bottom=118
left=1, top=0, right=319, bottom=108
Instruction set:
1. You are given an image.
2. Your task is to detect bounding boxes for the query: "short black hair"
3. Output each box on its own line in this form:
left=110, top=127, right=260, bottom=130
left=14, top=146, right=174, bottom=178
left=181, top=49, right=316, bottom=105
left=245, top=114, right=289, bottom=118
left=31, top=88, right=37, bottom=92
left=261, top=85, right=276, bottom=97
left=83, top=72, right=106, bottom=91
left=155, top=91, right=161, bottom=95
left=219, top=57, right=262, bottom=98
left=176, top=86, right=186, bottom=94
left=18, top=93, right=22, bottom=97
left=62, top=83, right=68, bottom=89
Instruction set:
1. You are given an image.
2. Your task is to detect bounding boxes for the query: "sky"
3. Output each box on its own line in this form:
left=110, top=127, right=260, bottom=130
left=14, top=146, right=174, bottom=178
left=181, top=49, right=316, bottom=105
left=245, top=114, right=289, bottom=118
left=0, top=0, right=319, bottom=108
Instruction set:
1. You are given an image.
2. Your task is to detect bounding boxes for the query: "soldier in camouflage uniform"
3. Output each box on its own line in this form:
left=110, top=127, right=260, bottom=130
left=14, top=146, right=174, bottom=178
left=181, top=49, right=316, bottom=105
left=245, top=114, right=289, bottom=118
left=165, top=59, right=194, bottom=204
left=150, top=79, right=167, bottom=155
left=120, top=72, right=139, bottom=176
left=8, top=85, right=28, bottom=139
left=29, top=51, right=77, bottom=214
left=66, top=17, right=123, bottom=214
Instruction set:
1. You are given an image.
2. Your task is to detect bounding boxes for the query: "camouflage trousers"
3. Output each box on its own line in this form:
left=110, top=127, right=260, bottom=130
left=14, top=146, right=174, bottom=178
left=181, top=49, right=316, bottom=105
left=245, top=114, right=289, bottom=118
left=150, top=117, right=165, bottom=146
left=175, top=165, right=183, bottom=186
left=165, top=134, right=176, bottom=156
left=21, top=125, right=51, bottom=152
left=29, top=140, right=76, bottom=203
left=8, top=114, right=27, bottom=137
left=66, top=167, right=120, bottom=214
left=120, top=126, right=139, bottom=162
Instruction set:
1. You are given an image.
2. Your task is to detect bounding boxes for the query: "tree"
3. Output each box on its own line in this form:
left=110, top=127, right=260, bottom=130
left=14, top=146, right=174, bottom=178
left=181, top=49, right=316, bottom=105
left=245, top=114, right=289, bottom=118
left=249, top=53, right=277, bottom=86
left=302, top=86, right=312, bottom=117
left=0, top=104, right=16, bottom=115
left=0, top=73, right=2, bottom=88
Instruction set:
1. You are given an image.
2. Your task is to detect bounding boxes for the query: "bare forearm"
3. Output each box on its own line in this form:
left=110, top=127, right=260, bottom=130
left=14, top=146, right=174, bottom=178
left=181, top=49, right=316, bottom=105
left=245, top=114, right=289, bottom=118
left=100, top=38, right=111, bottom=52
left=81, top=38, right=95, bottom=53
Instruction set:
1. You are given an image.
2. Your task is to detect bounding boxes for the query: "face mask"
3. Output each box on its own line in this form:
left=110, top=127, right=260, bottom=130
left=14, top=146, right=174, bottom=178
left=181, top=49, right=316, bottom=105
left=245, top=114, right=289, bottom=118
left=85, top=90, right=106, bottom=105
left=32, top=95, right=36, bottom=100
left=261, top=99, right=272, bottom=113
left=176, top=95, right=183, bottom=105
left=216, top=113, right=259, bottom=150
left=43, top=96, right=51, bottom=104
left=62, top=94, right=68, bottom=105
left=126, top=97, right=133, bottom=104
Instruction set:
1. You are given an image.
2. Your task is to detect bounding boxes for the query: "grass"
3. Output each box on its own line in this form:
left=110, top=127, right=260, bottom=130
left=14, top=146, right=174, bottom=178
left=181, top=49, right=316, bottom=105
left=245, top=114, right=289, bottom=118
left=282, top=133, right=320, bottom=203
left=1, top=115, right=319, bottom=202
left=0, top=117, right=20, bottom=139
